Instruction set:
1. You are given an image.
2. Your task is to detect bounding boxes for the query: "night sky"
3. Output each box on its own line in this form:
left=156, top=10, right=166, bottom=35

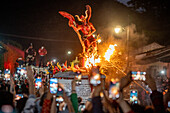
left=0, top=0, right=132, bottom=62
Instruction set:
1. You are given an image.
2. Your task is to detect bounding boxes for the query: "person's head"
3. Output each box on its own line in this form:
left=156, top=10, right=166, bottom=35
left=131, top=104, right=145, bottom=113
left=2, top=79, right=5, bottom=83
left=18, top=58, right=22, bottom=60
left=145, top=106, right=154, bottom=113
left=89, top=66, right=100, bottom=77
left=0, top=91, right=14, bottom=112
left=29, top=43, right=33, bottom=49
left=24, top=79, right=28, bottom=84
left=16, top=97, right=28, bottom=113
left=7, top=81, right=10, bottom=85
left=78, top=97, right=82, bottom=104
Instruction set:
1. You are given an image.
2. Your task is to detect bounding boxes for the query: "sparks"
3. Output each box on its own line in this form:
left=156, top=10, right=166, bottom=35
left=85, top=54, right=101, bottom=68
left=104, top=44, right=117, bottom=61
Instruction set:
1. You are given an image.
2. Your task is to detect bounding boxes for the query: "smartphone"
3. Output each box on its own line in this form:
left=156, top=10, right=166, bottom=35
left=50, top=78, right=58, bottom=94
left=132, top=71, right=146, bottom=81
left=16, top=67, right=27, bottom=75
left=56, top=87, right=63, bottom=96
left=15, top=94, right=23, bottom=100
left=56, top=96, right=64, bottom=106
left=20, top=67, right=27, bottom=76
left=90, top=66, right=101, bottom=86
left=4, top=69, right=10, bottom=80
left=90, top=73, right=101, bottom=86
left=130, top=90, right=138, bottom=104
left=75, top=74, right=82, bottom=85
left=35, top=77, right=42, bottom=89
left=168, top=101, right=170, bottom=108
left=109, top=79, right=119, bottom=99
left=56, top=96, right=64, bottom=102
left=78, top=104, right=86, bottom=111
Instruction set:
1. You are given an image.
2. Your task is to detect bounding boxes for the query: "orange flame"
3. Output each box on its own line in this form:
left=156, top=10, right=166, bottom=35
left=85, top=54, right=101, bottom=68
left=104, top=44, right=117, bottom=61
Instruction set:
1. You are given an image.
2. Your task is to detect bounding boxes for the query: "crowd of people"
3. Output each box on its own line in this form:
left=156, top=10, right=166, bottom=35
left=0, top=65, right=169, bottom=113
left=16, top=43, right=47, bottom=68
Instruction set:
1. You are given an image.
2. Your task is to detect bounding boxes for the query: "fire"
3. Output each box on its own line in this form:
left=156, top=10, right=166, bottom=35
left=85, top=54, right=101, bottom=68
left=104, top=44, right=117, bottom=61
left=95, top=57, right=101, bottom=64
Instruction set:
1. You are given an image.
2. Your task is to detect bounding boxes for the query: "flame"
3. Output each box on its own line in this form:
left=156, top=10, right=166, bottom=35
left=95, top=57, right=101, bottom=64
left=85, top=55, right=94, bottom=68
left=85, top=54, right=101, bottom=68
left=104, top=44, right=117, bottom=61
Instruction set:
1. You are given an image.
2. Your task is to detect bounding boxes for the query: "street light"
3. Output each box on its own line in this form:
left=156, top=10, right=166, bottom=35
left=53, top=59, right=56, bottom=62
left=161, top=70, right=165, bottom=74
left=67, top=51, right=72, bottom=55
left=114, top=25, right=130, bottom=70
left=114, top=26, right=122, bottom=34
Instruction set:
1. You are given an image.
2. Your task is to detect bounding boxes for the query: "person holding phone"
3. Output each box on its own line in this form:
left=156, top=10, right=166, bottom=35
left=26, top=44, right=36, bottom=66
left=70, top=79, right=79, bottom=113
left=22, top=66, right=36, bottom=113
left=89, top=66, right=101, bottom=87
left=74, top=72, right=82, bottom=86
left=41, top=82, right=75, bottom=113
left=35, top=77, right=42, bottom=89
left=49, top=78, right=58, bottom=94
left=41, top=78, right=58, bottom=113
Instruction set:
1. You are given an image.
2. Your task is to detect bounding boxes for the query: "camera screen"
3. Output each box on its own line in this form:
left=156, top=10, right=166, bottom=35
left=132, top=71, right=146, bottom=81
left=50, top=78, right=58, bottom=94
left=130, top=90, right=138, bottom=104
left=109, top=80, right=119, bottom=99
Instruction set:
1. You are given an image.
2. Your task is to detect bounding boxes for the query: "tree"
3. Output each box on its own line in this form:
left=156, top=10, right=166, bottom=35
left=127, top=0, right=170, bottom=19
left=115, top=0, right=170, bottom=45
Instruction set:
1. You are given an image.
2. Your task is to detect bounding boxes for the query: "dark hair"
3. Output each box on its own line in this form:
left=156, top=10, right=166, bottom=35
left=16, top=97, right=28, bottom=113
left=131, top=104, right=145, bottom=113
left=0, top=91, right=14, bottom=108
left=89, top=66, right=100, bottom=76
left=145, top=107, right=154, bottom=113
left=78, top=97, right=82, bottom=103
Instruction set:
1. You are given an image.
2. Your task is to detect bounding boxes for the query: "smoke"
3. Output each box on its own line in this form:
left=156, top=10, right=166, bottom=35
left=97, top=23, right=148, bottom=51
left=127, top=24, right=148, bottom=50
left=96, top=24, right=148, bottom=80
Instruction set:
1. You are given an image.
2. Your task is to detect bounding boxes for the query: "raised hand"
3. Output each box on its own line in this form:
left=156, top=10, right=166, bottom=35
left=26, top=66, right=35, bottom=95
left=119, top=71, right=132, bottom=91
left=26, top=66, right=34, bottom=82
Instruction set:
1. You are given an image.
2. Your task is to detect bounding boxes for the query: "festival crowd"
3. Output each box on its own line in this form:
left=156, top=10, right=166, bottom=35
left=0, top=44, right=170, bottom=113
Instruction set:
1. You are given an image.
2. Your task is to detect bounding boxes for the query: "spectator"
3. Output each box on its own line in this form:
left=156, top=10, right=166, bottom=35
left=16, top=97, right=28, bottom=113
left=15, top=80, right=20, bottom=94
left=0, top=80, right=8, bottom=91
left=16, top=58, right=25, bottom=67
left=26, top=43, right=36, bottom=66
left=0, top=91, right=15, bottom=113
left=70, top=79, right=78, bottom=113
left=38, top=46, right=47, bottom=68
left=21, top=79, right=29, bottom=95
left=22, top=66, right=36, bottom=113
